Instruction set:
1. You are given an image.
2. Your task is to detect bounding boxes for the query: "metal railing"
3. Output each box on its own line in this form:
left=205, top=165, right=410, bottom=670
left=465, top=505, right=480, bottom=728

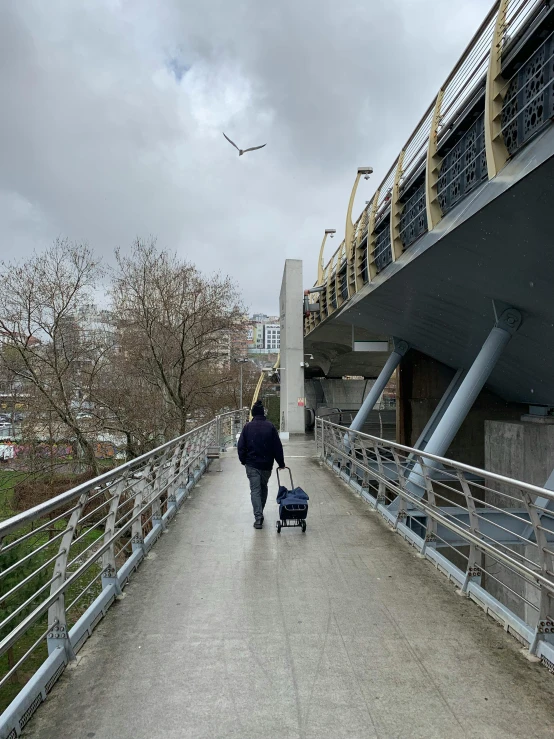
left=317, top=406, right=396, bottom=440
left=316, top=417, right=554, bottom=669
left=0, top=409, right=248, bottom=737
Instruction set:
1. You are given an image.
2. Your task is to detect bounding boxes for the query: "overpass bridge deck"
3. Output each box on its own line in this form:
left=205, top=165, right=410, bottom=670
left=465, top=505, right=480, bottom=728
left=23, top=439, right=554, bottom=739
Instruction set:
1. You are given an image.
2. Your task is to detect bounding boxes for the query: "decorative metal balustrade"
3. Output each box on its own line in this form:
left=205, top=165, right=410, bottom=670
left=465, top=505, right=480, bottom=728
left=0, top=409, right=247, bottom=738
left=338, top=266, right=348, bottom=302
left=373, top=222, right=392, bottom=274
left=305, top=0, right=553, bottom=337
left=399, top=183, right=427, bottom=249
left=502, top=31, right=554, bottom=155
left=316, top=417, right=554, bottom=670
left=358, top=236, right=369, bottom=284
left=438, top=114, right=488, bottom=215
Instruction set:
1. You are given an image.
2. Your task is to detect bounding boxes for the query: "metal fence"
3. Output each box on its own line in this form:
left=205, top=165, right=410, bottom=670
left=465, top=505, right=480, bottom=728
left=316, top=417, right=554, bottom=671
left=317, top=408, right=396, bottom=441
left=0, top=409, right=247, bottom=738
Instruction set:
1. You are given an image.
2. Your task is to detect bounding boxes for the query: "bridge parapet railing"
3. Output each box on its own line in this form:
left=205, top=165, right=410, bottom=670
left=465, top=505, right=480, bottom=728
left=316, top=417, right=554, bottom=671
left=306, top=0, right=552, bottom=335
left=0, top=408, right=248, bottom=738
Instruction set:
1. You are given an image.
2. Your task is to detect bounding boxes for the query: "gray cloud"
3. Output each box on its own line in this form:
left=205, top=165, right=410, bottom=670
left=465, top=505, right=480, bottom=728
left=0, top=0, right=491, bottom=312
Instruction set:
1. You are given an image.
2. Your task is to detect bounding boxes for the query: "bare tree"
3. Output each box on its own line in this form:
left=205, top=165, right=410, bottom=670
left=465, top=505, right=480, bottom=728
left=88, top=340, right=171, bottom=459
left=0, top=240, right=108, bottom=476
left=112, top=238, right=244, bottom=436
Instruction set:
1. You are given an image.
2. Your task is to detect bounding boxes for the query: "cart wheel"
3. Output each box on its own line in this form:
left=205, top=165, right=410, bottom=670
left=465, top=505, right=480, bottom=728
left=276, top=521, right=282, bottom=534
left=301, top=521, right=306, bottom=533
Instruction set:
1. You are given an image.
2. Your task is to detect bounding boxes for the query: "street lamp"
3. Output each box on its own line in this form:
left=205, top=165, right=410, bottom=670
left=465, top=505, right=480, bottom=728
left=345, top=166, right=374, bottom=263
left=233, top=358, right=251, bottom=410
left=358, top=166, right=373, bottom=180
left=317, top=229, right=337, bottom=285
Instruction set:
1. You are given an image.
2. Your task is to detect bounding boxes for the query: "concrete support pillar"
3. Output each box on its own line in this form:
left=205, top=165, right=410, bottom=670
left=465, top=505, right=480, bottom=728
left=279, top=260, right=305, bottom=434
left=406, top=308, right=522, bottom=497
left=349, top=338, right=409, bottom=433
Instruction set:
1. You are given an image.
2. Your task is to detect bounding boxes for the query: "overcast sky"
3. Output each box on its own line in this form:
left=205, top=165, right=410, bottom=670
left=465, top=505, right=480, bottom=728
left=1, top=0, right=492, bottom=314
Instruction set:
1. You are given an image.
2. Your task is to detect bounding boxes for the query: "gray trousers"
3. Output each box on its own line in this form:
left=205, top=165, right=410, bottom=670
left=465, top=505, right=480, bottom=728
left=245, top=466, right=272, bottom=520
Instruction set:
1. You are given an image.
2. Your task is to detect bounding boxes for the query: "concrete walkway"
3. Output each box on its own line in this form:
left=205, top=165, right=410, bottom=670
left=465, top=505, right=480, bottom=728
left=25, top=438, right=554, bottom=739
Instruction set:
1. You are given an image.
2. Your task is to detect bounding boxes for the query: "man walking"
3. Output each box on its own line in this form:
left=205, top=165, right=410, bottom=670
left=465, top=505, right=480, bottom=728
left=238, top=400, right=285, bottom=529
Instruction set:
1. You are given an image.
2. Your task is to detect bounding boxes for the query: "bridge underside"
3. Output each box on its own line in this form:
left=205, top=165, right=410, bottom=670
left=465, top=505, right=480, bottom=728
left=25, top=440, right=554, bottom=739
left=307, top=127, right=554, bottom=406
left=303, top=321, right=390, bottom=379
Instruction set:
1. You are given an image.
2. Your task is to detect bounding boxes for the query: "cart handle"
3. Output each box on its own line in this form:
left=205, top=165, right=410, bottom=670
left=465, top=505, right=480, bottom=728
left=276, top=466, right=294, bottom=490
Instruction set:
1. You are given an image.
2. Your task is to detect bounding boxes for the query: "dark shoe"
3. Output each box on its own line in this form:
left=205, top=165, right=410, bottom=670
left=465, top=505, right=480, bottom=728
left=261, top=515, right=264, bottom=524
left=254, top=519, right=263, bottom=529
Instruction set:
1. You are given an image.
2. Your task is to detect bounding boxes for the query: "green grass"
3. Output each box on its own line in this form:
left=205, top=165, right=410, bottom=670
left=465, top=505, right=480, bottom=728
left=0, top=497, right=106, bottom=712
left=0, top=470, right=28, bottom=520
left=0, top=462, right=129, bottom=712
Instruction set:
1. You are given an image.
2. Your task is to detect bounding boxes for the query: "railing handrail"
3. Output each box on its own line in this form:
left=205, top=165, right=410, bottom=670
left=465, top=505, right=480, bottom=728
left=0, top=409, right=244, bottom=539
left=316, top=416, right=554, bottom=502
left=0, top=408, right=247, bottom=730
left=319, top=427, right=554, bottom=595
left=316, top=413, right=554, bottom=663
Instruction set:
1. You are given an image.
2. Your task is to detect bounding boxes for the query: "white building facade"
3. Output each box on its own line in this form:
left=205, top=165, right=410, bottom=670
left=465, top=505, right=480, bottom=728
left=264, top=324, right=280, bottom=352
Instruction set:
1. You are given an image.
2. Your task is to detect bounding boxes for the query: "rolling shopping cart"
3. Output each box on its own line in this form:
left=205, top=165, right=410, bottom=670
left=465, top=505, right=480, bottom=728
left=276, top=466, right=309, bottom=533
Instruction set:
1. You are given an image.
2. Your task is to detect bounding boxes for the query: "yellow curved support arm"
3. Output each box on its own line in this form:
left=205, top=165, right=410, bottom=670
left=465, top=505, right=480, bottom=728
left=485, top=0, right=510, bottom=179
left=318, top=230, right=336, bottom=285
left=249, top=353, right=280, bottom=420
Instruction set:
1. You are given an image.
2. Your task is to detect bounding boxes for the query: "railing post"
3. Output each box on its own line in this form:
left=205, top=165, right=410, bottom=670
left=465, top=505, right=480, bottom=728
left=229, top=413, right=235, bottom=448
left=217, top=414, right=224, bottom=452
left=150, top=467, right=164, bottom=532
left=373, top=441, right=386, bottom=509
left=335, top=241, right=346, bottom=308
left=419, top=459, right=438, bottom=557
left=522, top=490, right=554, bottom=656
left=457, top=470, right=483, bottom=594
left=390, top=150, right=406, bottom=261
left=366, top=188, right=381, bottom=281
left=47, top=491, right=90, bottom=659
left=485, top=0, right=510, bottom=179
left=425, top=87, right=445, bottom=231
left=131, top=475, right=147, bottom=554
left=326, top=251, right=338, bottom=316
left=179, top=438, right=193, bottom=495
left=165, top=441, right=182, bottom=517
left=391, top=448, right=407, bottom=529
left=335, top=426, right=343, bottom=469
left=101, top=478, right=127, bottom=595
left=354, top=208, right=369, bottom=291
left=358, top=436, right=371, bottom=494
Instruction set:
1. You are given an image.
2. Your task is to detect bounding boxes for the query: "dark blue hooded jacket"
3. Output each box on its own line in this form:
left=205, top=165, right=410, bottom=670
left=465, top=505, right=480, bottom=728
left=237, top=417, right=285, bottom=471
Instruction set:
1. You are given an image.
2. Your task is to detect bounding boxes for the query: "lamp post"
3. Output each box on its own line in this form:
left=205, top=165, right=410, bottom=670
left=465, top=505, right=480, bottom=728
left=317, top=229, right=336, bottom=285
left=345, top=167, right=373, bottom=258
left=233, top=358, right=250, bottom=409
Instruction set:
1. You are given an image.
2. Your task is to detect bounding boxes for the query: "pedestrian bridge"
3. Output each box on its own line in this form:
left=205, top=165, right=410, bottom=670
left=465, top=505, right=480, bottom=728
left=304, top=0, right=554, bottom=407
left=2, top=412, right=554, bottom=738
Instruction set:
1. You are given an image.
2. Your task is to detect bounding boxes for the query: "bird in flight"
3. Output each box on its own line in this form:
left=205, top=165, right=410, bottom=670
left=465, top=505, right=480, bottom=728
left=223, top=132, right=266, bottom=156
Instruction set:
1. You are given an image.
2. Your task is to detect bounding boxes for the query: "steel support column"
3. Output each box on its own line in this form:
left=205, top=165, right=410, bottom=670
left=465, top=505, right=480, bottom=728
left=348, top=338, right=409, bottom=434
left=404, top=308, right=522, bottom=497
